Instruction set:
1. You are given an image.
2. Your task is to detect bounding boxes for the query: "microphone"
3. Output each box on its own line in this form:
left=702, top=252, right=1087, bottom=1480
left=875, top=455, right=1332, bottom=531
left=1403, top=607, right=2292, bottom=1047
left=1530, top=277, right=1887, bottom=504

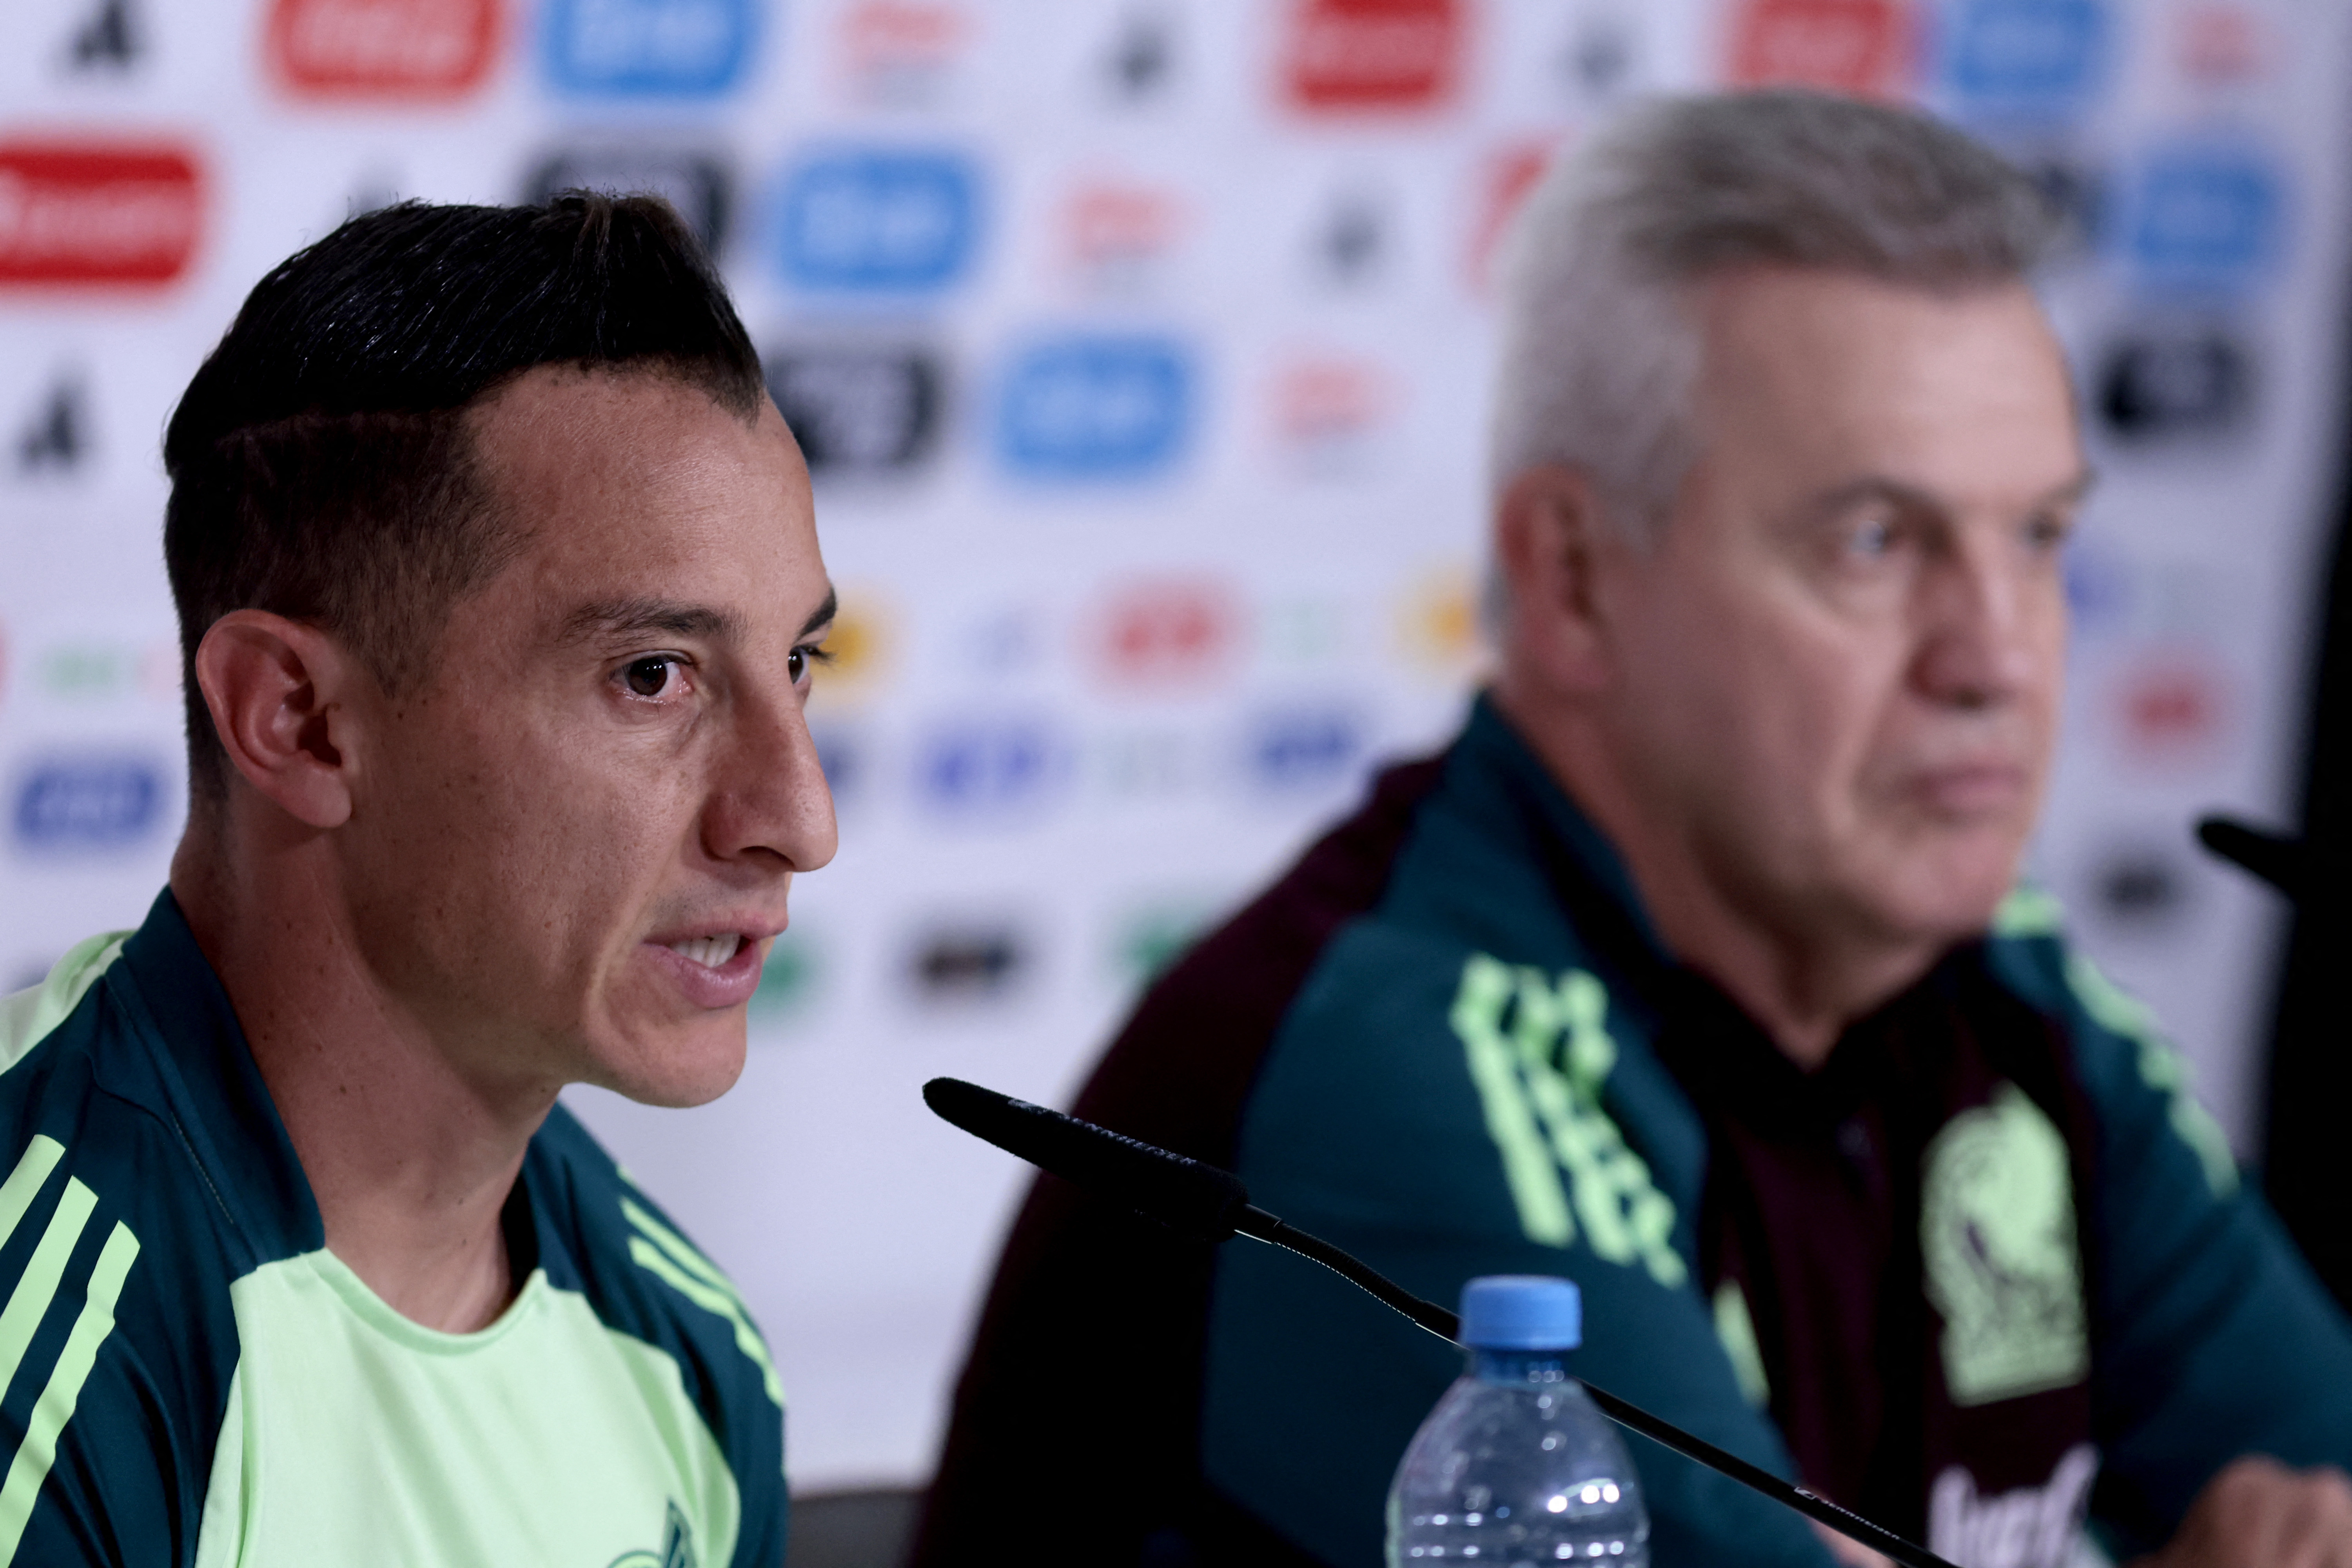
left=924, top=1076, right=1959, bottom=1568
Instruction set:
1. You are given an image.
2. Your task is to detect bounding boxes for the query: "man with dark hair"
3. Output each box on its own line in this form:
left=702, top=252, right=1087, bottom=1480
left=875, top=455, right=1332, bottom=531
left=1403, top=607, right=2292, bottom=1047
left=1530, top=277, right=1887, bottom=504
left=0, top=193, right=835, bottom=1566
left=919, top=93, right=2352, bottom=1568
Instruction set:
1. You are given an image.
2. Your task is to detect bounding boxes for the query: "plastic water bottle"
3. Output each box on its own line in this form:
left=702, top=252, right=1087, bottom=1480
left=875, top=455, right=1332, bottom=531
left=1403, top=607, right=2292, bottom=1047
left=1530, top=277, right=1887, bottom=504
left=1387, top=1276, right=1650, bottom=1567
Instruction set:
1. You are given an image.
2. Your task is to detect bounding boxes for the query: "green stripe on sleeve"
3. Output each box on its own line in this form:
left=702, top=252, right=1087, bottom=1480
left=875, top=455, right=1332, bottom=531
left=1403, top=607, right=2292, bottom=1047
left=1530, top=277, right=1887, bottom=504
left=620, top=1198, right=751, bottom=1311
left=0, top=1221, right=139, bottom=1566
left=624, top=1239, right=785, bottom=1407
left=0, top=1142, right=64, bottom=1255
left=0, top=1179, right=96, bottom=1396
left=1451, top=953, right=1575, bottom=1248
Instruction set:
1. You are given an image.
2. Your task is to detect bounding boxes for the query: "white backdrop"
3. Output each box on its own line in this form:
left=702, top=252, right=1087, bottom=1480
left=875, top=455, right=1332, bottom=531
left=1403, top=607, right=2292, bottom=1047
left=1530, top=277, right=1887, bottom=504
left=4, top=0, right=2348, bottom=1493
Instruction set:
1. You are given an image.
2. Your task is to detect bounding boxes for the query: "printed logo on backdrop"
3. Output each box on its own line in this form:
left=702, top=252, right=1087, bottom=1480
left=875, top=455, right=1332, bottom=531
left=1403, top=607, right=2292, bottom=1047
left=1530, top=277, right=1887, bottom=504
left=773, top=150, right=980, bottom=294
left=1394, top=565, right=1482, bottom=682
left=835, top=0, right=970, bottom=109
left=2081, top=839, right=2198, bottom=935
left=1089, top=578, right=1240, bottom=689
left=1283, top=0, right=1466, bottom=114
left=1062, top=182, right=1185, bottom=296
left=64, top=0, right=141, bottom=71
left=1101, top=6, right=1180, bottom=104
left=12, top=755, right=166, bottom=853
left=1308, top=186, right=1390, bottom=290
left=1726, top=0, right=1912, bottom=97
left=1271, top=353, right=1392, bottom=475
left=748, top=929, right=820, bottom=1025
left=995, top=336, right=1193, bottom=480
left=1559, top=7, right=1641, bottom=103
left=1465, top=142, right=1557, bottom=292
left=0, top=142, right=202, bottom=288
left=2110, top=650, right=2232, bottom=769
left=766, top=341, right=944, bottom=479
left=2121, top=142, right=2283, bottom=296
left=526, top=148, right=731, bottom=255
left=16, top=375, right=90, bottom=477
left=916, top=719, right=1068, bottom=818
left=266, top=0, right=501, bottom=99
left=2172, top=2, right=2268, bottom=87
left=802, top=593, right=894, bottom=708
left=907, top=920, right=1029, bottom=1004
left=1243, top=705, right=1362, bottom=793
left=2094, top=323, right=2256, bottom=446
left=542, top=0, right=754, bottom=96
left=1939, top=0, right=2110, bottom=122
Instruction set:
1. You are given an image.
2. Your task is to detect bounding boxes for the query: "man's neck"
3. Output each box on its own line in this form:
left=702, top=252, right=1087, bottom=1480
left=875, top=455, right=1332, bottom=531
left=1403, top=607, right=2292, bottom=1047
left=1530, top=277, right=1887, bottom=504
left=169, top=817, right=552, bottom=1333
left=1492, top=686, right=1945, bottom=1071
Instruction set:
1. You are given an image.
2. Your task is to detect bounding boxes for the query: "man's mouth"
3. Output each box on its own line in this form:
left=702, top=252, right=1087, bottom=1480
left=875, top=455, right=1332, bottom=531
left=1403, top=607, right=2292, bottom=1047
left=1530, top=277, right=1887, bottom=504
left=668, top=934, right=745, bottom=970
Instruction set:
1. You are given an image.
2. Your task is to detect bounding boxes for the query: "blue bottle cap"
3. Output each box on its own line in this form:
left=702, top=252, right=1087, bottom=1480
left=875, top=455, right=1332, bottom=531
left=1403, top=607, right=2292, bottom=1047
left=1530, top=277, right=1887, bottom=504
left=1459, top=1275, right=1583, bottom=1350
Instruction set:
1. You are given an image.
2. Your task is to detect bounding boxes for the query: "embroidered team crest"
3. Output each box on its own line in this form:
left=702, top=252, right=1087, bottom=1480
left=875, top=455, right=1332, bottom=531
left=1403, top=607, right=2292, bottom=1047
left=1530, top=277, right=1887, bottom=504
left=1921, top=1083, right=2089, bottom=1406
left=607, top=1501, right=696, bottom=1568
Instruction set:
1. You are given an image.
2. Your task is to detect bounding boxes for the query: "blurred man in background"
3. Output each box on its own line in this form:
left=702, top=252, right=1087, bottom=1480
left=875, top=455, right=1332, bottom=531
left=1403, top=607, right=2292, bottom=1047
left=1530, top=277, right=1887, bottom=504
left=920, top=92, right=2352, bottom=1568
left=0, top=195, right=833, bottom=1565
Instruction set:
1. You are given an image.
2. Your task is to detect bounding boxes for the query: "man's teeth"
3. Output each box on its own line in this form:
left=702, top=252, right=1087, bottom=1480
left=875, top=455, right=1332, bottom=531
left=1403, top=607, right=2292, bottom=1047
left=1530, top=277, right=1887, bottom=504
left=668, top=934, right=743, bottom=969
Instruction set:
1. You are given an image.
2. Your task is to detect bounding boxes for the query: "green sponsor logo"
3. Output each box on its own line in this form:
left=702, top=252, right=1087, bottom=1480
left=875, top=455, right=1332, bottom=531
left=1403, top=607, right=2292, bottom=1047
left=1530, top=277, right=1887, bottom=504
left=1114, top=901, right=1215, bottom=985
left=747, top=933, right=818, bottom=1027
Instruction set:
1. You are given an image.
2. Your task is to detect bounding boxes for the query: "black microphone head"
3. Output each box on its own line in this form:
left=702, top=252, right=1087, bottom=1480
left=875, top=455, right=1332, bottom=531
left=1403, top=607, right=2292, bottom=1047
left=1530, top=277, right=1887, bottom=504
left=922, top=1077, right=1250, bottom=1243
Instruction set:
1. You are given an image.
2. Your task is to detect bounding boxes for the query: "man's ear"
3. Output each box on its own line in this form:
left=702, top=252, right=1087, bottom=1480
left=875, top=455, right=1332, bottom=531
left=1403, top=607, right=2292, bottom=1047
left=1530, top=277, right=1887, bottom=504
left=1492, top=464, right=1618, bottom=694
left=192, top=611, right=362, bottom=830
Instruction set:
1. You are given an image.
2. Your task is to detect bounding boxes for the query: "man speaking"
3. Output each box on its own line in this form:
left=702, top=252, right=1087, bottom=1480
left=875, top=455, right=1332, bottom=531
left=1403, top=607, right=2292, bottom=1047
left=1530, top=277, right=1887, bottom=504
left=919, top=93, right=2352, bottom=1567
left=0, top=195, right=833, bottom=1564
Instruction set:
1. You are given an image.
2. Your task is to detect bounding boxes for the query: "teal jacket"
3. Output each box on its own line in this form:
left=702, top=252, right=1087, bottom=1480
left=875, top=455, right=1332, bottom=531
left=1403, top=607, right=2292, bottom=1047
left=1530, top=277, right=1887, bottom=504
left=921, top=697, right=2352, bottom=1567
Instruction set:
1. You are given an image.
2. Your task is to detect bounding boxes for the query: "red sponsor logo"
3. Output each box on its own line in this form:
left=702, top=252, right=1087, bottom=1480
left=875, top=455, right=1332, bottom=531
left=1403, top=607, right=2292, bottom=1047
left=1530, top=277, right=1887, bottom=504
left=1094, top=579, right=1240, bottom=687
left=1465, top=139, right=1558, bottom=291
left=839, top=0, right=967, bottom=103
left=2115, top=655, right=2229, bottom=763
left=1065, top=183, right=1183, bottom=269
left=1285, top=0, right=1464, bottom=113
left=2177, top=4, right=2268, bottom=85
left=1274, top=356, right=1389, bottom=445
left=0, top=143, right=202, bottom=287
left=1726, top=0, right=1910, bottom=97
left=267, top=0, right=500, bottom=99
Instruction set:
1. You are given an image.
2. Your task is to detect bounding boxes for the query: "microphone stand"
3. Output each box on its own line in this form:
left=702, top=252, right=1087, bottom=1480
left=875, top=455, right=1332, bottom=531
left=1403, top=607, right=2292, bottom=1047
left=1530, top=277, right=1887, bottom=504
left=924, top=1076, right=1960, bottom=1568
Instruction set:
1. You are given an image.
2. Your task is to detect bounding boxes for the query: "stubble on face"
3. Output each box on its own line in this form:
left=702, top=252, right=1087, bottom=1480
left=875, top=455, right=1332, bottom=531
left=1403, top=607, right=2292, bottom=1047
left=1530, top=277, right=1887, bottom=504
left=334, top=367, right=838, bottom=1110
left=1602, top=268, right=2085, bottom=954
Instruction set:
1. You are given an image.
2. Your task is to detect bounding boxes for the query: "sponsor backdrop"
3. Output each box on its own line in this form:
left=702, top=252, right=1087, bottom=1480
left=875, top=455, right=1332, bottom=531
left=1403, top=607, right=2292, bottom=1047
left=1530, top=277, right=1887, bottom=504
left=4, top=0, right=2348, bottom=1494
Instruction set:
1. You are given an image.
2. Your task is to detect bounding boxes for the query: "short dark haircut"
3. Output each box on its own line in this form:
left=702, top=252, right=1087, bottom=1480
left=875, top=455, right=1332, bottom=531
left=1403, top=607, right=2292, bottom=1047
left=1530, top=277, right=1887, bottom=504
left=163, top=193, right=764, bottom=802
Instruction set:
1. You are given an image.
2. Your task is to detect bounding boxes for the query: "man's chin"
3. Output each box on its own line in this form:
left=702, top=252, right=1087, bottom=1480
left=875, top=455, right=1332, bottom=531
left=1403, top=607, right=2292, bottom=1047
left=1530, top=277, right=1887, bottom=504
left=587, top=1018, right=750, bottom=1109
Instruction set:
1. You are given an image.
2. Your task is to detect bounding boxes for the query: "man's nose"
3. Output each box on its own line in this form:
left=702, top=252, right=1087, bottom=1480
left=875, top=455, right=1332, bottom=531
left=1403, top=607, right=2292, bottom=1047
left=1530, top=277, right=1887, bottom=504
left=706, top=686, right=839, bottom=877
left=1910, top=539, right=2050, bottom=712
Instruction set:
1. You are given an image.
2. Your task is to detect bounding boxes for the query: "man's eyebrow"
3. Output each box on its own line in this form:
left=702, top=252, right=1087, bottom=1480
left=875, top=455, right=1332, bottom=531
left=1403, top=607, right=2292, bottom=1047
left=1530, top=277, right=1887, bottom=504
left=799, top=585, right=839, bottom=641
left=559, top=598, right=740, bottom=644
left=1797, top=467, right=2100, bottom=523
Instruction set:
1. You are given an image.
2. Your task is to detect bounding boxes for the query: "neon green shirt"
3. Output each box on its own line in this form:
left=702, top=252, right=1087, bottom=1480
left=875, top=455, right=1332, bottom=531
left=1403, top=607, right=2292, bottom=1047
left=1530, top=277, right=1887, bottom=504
left=0, top=892, right=787, bottom=1568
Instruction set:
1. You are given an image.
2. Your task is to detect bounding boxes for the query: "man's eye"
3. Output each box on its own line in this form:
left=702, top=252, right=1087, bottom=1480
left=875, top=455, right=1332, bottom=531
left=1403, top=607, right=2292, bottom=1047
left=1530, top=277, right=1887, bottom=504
left=788, top=641, right=835, bottom=687
left=2025, top=512, right=2073, bottom=552
left=1847, top=515, right=1896, bottom=558
left=622, top=657, right=677, bottom=698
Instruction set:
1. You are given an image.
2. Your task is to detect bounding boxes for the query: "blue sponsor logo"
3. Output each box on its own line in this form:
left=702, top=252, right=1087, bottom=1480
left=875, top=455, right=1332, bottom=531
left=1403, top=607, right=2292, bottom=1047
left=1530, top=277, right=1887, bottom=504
left=917, top=720, right=1065, bottom=815
left=1245, top=708, right=1360, bottom=793
left=996, top=336, right=1193, bottom=479
left=1942, top=0, right=2109, bottom=118
left=775, top=151, right=980, bottom=293
left=542, top=0, right=755, bottom=98
left=2124, top=144, right=2282, bottom=294
left=13, top=755, right=163, bottom=851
